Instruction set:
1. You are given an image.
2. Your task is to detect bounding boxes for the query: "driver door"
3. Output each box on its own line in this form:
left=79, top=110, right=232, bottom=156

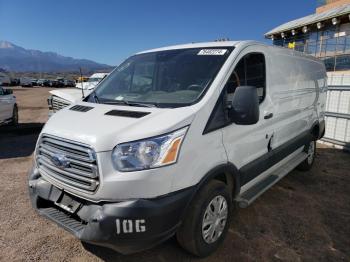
left=221, top=46, right=274, bottom=187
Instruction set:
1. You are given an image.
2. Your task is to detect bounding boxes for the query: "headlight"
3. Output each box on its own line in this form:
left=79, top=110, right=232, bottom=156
left=112, top=127, right=188, bottom=172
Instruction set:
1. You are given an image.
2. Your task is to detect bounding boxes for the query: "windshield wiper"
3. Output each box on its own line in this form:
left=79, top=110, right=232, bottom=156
left=103, top=100, right=157, bottom=108
left=127, top=101, right=158, bottom=108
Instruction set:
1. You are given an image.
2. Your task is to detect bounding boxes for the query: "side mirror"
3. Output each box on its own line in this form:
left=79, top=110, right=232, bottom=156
left=4, top=89, right=13, bottom=95
left=229, top=86, right=259, bottom=125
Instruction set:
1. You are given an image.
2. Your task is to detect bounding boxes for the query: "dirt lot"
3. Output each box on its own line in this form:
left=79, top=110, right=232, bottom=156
left=0, top=87, right=349, bottom=262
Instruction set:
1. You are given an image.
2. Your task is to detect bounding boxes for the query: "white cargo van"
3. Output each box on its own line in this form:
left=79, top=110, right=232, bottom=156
left=75, top=72, right=109, bottom=90
left=47, top=89, right=83, bottom=114
left=48, top=73, right=109, bottom=114
left=29, top=41, right=327, bottom=257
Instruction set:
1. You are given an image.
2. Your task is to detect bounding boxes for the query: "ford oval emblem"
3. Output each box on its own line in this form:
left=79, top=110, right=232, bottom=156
left=51, top=154, right=70, bottom=169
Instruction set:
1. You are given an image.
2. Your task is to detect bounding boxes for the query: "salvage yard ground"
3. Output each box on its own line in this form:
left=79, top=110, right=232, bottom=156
left=0, top=87, right=349, bottom=261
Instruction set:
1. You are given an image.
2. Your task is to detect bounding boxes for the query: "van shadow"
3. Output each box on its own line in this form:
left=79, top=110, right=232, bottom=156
left=81, top=237, right=192, bottom=262
left=0, top=123, right=44, bottom=159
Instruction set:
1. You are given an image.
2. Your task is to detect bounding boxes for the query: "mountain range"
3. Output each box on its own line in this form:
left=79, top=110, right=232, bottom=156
left=0, top=41, right=113, bottom=72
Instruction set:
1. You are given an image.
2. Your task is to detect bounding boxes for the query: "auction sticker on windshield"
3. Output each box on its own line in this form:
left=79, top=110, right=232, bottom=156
left=197, top=49, right=227, bottom=55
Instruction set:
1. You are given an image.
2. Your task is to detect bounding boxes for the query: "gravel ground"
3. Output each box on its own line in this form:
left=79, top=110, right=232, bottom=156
left=0, top=87, right=349, bottom=261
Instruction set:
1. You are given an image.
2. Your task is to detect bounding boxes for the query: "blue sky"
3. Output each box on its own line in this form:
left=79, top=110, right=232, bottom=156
left=0, top=0, right=316, bottom=65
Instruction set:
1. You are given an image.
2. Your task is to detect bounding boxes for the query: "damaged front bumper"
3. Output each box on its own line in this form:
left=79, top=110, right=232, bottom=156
left=28, top=166, right=194, bottom=254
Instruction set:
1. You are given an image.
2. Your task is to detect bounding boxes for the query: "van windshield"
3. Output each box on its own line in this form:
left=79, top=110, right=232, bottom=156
left=90, top=47, right=233, bottom=108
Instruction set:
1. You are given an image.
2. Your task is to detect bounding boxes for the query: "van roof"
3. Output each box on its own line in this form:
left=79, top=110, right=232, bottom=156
left=137, top=41, right=255, bottom=54
left=136, top=40, right=323, bottom=65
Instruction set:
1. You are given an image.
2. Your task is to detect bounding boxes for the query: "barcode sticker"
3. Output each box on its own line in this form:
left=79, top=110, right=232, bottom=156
left=198, top=49, right=227, bottom=55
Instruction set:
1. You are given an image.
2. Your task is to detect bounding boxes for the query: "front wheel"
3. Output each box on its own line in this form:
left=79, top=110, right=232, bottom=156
left=297, top=140, right=316, bottom=171
left=176, top=180, right=232, bottom=257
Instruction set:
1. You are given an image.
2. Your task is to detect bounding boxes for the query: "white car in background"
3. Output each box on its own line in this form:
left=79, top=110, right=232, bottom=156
left=75, top=73, right=109, bottom=89
left=48, top=72, right=109, bottom=115
left=0, top=86, right=18, bottom=125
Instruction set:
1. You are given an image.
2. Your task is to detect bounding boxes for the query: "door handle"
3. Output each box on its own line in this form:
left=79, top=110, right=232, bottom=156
left=264, top=112, right=273, bottom=119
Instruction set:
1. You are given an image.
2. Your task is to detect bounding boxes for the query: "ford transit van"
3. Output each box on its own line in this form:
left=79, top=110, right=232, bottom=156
left=47, top=73, right=109, bottom=115
left=28, top=41, right=327, bottom=257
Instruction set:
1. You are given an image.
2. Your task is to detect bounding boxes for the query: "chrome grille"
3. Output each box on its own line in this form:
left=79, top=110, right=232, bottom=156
left=36, top=135, right=99, bottom=193
left=52, top=96, right=71, bottom=112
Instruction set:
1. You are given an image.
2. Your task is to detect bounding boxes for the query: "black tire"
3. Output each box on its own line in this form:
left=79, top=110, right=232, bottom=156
left=176, top=180, right=232, bottom=257
left=10, top=105, right=18, bottom=126
left=297, top=140, right=316, bottom=171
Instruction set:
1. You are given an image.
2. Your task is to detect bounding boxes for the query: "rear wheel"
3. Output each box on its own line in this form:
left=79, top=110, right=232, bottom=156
left=10, top=105, right=18, bottom=126
left=176, top=180, right=232, bottom=257
left=297, top=140, right=316, bottom=171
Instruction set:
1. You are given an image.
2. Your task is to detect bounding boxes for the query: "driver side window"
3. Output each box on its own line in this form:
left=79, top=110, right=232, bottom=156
left=225, top=53, right=266, bottom=104
left=203, top=52, right=266, bottom=134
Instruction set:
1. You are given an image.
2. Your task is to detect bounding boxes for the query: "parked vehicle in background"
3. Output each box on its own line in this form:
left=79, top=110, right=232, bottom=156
left=75, top=72, right=109, bottom=89
left=63, top=79, right=75, bottom=87
left=47, top=89, right=83, bottom=115
left=48, top=80, right=56, bottom=87
left=38, top=78, right=74, bottom=88
left=20, top=77, right=33, bottom=87
left=55, top=78, right=65, bottom=87
left=47, top=73, right=109, bottom=115
left=0, top=72, right=11, bottom=86
left=46, top=79, right=56, bottom=87
left=10, top=78, right=20, bottom=86
left=47, top=79, right=62, bottom=87
left=0, top=86, right=18, bottom=125
left=37, top=79, right=50, bottom=87
left=76, top=76, right=89, bottom=83
left=31, top=79, right=38, bottom=87
left=29, top=41, right=327, bottom=257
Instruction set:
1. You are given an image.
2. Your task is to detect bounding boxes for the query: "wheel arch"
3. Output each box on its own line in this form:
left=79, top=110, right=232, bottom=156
left=310, top=121, right=320, bottom=140
left=195, top=163, right=241, bottom=200
left=178, top=162, right=241, bottom=232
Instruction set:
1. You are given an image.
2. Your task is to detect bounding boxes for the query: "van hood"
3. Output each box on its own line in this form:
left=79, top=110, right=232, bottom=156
left=41, top=102, right=196, bottom=152
left=50, top=89, right=92, bottom=103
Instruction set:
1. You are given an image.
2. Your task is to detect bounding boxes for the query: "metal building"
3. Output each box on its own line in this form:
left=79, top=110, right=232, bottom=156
left=265, top=0, right=350, bottom=150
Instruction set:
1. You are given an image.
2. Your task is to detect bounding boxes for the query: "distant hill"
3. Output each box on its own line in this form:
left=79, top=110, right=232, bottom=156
left=0, top=40, right=114, bottom=73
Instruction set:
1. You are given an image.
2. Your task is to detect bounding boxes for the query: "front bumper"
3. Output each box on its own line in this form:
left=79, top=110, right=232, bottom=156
left=28, top=167, right=195, bottom=254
